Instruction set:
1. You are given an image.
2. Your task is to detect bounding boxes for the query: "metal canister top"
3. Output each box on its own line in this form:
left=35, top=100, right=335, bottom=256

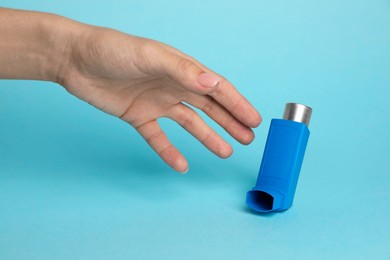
left=283, top=103, right=312, bottom=127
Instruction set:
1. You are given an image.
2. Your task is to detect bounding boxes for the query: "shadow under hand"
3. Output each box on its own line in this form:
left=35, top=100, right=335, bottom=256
left=8, top=124, right=260, bottom=205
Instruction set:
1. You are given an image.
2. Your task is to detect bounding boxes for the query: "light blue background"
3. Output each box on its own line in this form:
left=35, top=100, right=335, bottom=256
left=1, top=1, right=389, bottom=259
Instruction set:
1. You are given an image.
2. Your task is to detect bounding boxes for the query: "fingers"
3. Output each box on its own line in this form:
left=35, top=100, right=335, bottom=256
left=156, top=42, right=262, bottom=128
left=185, top=94, right=255, bottom=145
left=142, top=43, right=222, bottom=95
left=167, top=103, right=233, bottom=158
left=210, top=79, right=262, bottom=128
left=136, top=120, right=188, bottom=173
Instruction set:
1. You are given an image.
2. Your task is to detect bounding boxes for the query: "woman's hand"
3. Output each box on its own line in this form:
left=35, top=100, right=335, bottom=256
left=58, top=23, right=262, bottom=173
left=0, top=8, right=261, bottom=173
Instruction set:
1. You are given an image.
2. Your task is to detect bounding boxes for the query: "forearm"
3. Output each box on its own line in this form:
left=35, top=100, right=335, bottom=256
left=0, top=8, right=78, bottom=83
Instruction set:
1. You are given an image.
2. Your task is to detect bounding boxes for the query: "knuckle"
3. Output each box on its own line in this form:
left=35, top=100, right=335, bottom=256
left=232, top=97, right=243, bottom=112
left=223, top=116, right=236, bottom=131
left=145, top=130, right=164, bottom=144
left=158, top=143, right=174, bottom=157
left=181, top=111, right=196, bottom=129
left=202, top=100, right=215, bottom=114
left=136, top=41, right=159, bottom=72
left=176, top=58, right=195, bottom=74
left=140, top=39, right=159, bottom=54
left=200, top=130, right=212, bottom=144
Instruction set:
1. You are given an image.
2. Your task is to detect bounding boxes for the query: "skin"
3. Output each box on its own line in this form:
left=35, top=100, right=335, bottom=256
left=0, top=8, right=262, bottom=173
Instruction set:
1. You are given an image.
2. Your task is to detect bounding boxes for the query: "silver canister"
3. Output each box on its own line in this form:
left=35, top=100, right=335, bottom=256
left=283, top=103, right=312, bottom=127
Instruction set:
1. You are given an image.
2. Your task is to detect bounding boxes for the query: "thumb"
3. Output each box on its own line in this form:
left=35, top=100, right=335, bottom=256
left=157, top=48, right=221, bottom=94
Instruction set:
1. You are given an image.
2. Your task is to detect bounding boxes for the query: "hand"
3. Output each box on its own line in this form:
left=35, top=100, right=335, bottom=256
left=0, top=7, right=261, bottom=173
left=57, top=25, right=262, bottom=173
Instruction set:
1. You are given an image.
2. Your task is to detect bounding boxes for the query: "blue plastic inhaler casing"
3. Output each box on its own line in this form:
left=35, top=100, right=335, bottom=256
left=246, top=103, right=312, bottom=213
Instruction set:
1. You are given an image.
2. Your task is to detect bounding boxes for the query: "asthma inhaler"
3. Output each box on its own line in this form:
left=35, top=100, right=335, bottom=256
left=246, top=103, right=312, bottom=213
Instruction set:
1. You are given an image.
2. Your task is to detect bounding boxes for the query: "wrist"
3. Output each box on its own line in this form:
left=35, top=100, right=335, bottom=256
left=0, top=8, right=90, bottom=83
left=40, top=14, right=89, bottom=84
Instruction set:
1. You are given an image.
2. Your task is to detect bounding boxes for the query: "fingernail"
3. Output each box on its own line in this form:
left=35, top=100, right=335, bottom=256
left=197, top=73, right=221, bottom=88
left=180, top=167, right=189, bottom=174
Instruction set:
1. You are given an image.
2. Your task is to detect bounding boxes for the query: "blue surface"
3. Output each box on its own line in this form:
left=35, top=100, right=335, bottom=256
left=247, top=119, right=310, bottom=212
left=1, top=1, right=389, bottom=259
